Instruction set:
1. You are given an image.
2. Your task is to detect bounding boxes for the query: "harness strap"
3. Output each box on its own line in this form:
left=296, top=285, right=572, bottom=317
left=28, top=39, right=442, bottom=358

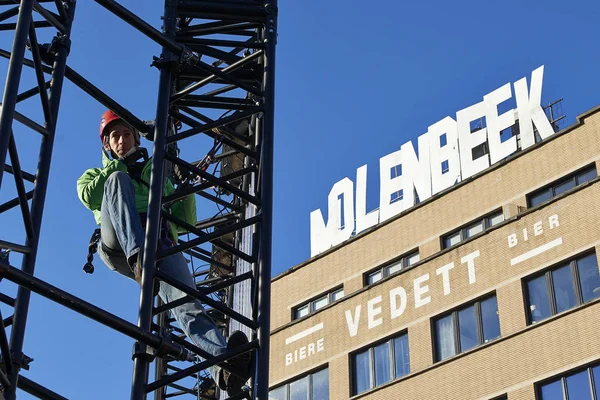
left=83, top=228, right=101, bottom=274
left=84, top=214, right=175, bottom=275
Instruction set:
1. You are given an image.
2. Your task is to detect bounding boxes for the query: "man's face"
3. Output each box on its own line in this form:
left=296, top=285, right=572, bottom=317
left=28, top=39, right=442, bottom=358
left=105, top=122, right=135, bottom=158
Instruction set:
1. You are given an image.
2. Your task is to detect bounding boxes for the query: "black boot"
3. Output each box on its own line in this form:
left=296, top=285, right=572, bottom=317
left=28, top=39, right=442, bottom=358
left=221, top=331, right=252, bottom=396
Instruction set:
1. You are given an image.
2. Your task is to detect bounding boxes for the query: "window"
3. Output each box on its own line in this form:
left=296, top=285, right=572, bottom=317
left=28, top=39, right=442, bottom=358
left=351, top=332, right=410, bottom=395
left=433, top=294, right=500, bottom=362
left=537, top=363, right=600, bottom=400
left=269, top=368, right=329, bottom=400
left=525, top=252, right=600, bottom=324
left=365, top=251, right=420, bottom=285
left=442, top=210, right=504, bottom=249
left=528, top=164, right=597, bottom=207
left=293, top=288, right=344, bottom=320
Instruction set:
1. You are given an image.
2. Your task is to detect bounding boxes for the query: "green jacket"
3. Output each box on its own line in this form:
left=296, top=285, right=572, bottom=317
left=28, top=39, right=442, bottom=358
left=77, top=148, right=196, bottom=241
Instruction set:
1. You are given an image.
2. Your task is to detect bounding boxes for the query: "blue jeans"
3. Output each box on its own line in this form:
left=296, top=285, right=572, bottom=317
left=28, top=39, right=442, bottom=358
left=97, top=171, right=226, bottom=383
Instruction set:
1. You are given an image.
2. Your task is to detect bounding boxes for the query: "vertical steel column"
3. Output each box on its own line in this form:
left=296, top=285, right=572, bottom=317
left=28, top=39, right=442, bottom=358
left=0, top=0, right=35, bottom=189
left=5, top=2, right=77, bottom=398
left=153, top=299, right=168, bottom=400
left=256, top=1, right=277, bottom=398
left=5, top=1, right=77, bottom=398
left=130, top=0, right=177, bottom=398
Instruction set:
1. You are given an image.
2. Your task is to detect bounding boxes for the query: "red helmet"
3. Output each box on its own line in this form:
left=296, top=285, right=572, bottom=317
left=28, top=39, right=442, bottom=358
left=99, top=110, right=139, bottom=145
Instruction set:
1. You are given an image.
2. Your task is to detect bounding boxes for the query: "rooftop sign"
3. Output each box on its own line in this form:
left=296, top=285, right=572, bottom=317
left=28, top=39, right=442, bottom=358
left=310, top=66, right=555, bottom=256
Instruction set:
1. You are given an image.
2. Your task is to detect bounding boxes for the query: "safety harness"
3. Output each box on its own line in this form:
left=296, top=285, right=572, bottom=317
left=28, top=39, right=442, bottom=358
left=83, top=128, right=223, bottom=274
left=82, top=156, right=173, bottom=274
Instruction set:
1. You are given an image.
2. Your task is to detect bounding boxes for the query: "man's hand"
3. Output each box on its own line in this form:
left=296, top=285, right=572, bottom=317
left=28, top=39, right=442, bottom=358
left=120, top=147, right=148, bottom=165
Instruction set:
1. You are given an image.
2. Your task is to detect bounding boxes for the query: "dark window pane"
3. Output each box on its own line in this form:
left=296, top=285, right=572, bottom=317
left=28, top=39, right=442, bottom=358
left=368, top=270, right=383, bottom=285
left=458, top=305, right=478, bottom=352
left=553, top=178, right=576, bottom=196
left=406, top=252, right=420, bottom=266
left=552, top=264, right=577, bottom=313
left=527, top=275, right=552, bottom=323
left=311, top=369, right=329, bottom=400
left=565, top=370, right=592, bottom=400
left=530, top=189, right=552, bottom=207
left=290, top=375, right=308, bottom=400
left=353, top=350, right=371, bottom=395
left=540, top=379, right=564, bottom=400
left=386, top=262, right=402, bottom=276
left=577, top=167, right=597, bottom=185
left=373, top=342, right=391, bottom=387
left=481, top=296, right=501, bottom=343
left=592, top=366, right=600, bottom=399
left=488, top=212, right=505, bottom=227
left=394, top=334, right=410, bottom=378
left=312, top=296, right=328, bottom=311
left=435, top=314, right=456, bottom=361
left=269, top=386, right=287, bottom=400
left=295, top=305, right=309, bottom=319
left=445, top=232, right=461, bottom=248
left=577, top=253, right=600, bottom=303
left=465, top=221, right=484, bottom=238
left=331, top=289, right=344, bottom=302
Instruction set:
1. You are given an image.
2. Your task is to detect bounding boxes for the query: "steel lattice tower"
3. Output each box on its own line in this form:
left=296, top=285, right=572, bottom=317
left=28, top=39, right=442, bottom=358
left=0, top=0, right=277, bottom=399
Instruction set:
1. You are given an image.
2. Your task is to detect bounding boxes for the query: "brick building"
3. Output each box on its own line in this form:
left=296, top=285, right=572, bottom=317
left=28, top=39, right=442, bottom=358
left=267, top=104, right=600, bottom=400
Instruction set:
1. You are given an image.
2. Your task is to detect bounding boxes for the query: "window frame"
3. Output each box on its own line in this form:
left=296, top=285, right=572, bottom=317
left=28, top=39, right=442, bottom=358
left=432, top=293, right=501, bottom=362
left=349, top=330, right=410, bottom=396
left=523, top=251, right=599, bottom=325
left=527, top=164, right=597, bottom=208
left=269, top=366, right=329, bottom=400
left=363, top=250, right=420, bottom=286
left=292, top=286, right=344, bottom=320
left=535, top=360, right=600, bottom=400
left=441, top=209, right=505, bottom=249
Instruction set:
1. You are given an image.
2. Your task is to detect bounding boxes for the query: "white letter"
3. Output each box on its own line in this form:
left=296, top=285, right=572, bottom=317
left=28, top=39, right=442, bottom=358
left=329, top=178, right=355, bottom=244
left=428, top=116, right=462, bottom=195
left=484, top=83, right=517, bottom=164
left=309, top=209, right=331, bottom=257
left=523, top=228, right=529, bottom=241
left=345, top=306, right=361, bottom=337
left=308, top=343, right=315, bottom=356
left=317, top=338, right=324, bottom=352
left=367, top=296, right=383, bottom=329
left=549, top=214, right=559, bottom=229
left=390, top=287, right=407, bottom=319
left=299, top=346, right=306, bottom=360
left=379, top=149, right=406, bottom=221
left=508, top=233, right=518, bottom=248
left=457, top=101, right=489, bottom=179
left=514, top=66, right=554, bottom=150
left=461, top=250, right=480, bottom=284
left=436, top=262, right=455, bottom=296
left=286, top=353, right=293, bottom=366
left=534, top=221, right=543, bottom=236
left=401, top=133, right=432, bottom=205
left=355, top=165, right=379, bottom=233
left=309, top=178, right=355, bottom=256
left=414, top=274, right=431, bottom=308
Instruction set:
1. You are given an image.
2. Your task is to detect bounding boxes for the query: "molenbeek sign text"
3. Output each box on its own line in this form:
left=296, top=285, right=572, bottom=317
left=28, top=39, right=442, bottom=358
left=311, top=66, right=555, bottom=256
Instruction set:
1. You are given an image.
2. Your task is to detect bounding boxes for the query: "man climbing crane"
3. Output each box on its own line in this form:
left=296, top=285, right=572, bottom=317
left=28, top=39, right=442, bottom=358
left=76, top=109, right=251, bottom=396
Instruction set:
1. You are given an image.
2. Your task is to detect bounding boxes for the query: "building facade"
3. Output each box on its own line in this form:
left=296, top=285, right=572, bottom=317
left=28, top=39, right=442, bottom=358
left=268, top=105, right=600, bottom=400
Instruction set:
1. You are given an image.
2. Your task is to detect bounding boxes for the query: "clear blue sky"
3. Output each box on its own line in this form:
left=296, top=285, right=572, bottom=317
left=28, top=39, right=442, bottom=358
left=1, top=0, right=599, bottom=398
